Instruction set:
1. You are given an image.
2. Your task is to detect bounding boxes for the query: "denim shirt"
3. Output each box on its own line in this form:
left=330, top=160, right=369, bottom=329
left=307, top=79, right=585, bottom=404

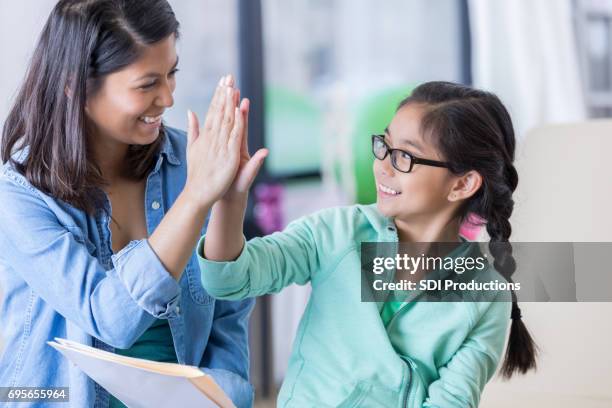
left=0, top=127, right=254, bottom=408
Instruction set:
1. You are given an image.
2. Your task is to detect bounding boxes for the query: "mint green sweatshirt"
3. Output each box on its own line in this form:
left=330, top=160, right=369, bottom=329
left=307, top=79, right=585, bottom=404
left=198, top=204, right=511, bottom=407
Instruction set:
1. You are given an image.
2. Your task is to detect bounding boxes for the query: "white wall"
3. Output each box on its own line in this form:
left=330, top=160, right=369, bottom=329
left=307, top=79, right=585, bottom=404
left=480, top=121, right=612, bottom=407
left=0, top=1, right=58, bottom=125
left=0, top=0, right=59, bottom=359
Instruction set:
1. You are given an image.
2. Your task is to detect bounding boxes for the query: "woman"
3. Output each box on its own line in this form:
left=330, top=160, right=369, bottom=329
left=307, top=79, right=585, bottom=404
left=199, top=81, right=538, bottom=407
left=0, top=1, right=265, bottom=407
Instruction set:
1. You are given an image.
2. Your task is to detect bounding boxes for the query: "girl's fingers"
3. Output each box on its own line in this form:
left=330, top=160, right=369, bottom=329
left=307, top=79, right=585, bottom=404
left=204, top=75, right=227, bottom=131
left=186, top=110, right=200, bottom=145
left=235, top=148, right=268, bottom=192
left=240, top=98, right=250, bottom=157
left=234, top=88, right=240, bottom=110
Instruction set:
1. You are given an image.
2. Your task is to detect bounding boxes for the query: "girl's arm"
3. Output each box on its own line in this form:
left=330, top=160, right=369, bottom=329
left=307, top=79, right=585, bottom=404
left=202, top=98, right=267, bottom=263
left=199, top=214, right=322, bottom=300
left=198, top=97, right=325, bottom=299
left=422, top=298, right=511, bottom=408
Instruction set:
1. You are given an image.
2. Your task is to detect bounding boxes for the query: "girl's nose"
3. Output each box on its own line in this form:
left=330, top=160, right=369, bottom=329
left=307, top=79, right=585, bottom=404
left=375, top=154, right=395, bottom=177
left=380, top=154, right=395, bottom=176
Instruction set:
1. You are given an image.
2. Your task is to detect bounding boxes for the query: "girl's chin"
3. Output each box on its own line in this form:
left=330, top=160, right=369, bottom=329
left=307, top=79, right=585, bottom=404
left=375, top=201, right=397, bottom=217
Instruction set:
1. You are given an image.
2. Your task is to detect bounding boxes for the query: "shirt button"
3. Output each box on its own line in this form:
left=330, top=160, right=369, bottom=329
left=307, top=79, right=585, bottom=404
left=151, top=201, right=161, bottom=210
left=176, top=306, right=181, bottom=315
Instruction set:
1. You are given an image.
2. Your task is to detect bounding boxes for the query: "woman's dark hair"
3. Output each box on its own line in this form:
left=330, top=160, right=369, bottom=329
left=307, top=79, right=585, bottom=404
left=1, top=0, right=180, bottom=213
left=398, top=81, right=538, bottom=379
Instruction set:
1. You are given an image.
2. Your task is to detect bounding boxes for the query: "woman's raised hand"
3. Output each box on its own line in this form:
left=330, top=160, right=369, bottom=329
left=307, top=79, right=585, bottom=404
left=183, top=75, right=245, bottom=209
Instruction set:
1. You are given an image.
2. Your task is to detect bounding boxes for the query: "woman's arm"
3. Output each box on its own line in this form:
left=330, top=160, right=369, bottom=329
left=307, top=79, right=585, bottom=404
left=0, top=76, right=245, bottom=348
left=0, top=178, right=177, bottom=349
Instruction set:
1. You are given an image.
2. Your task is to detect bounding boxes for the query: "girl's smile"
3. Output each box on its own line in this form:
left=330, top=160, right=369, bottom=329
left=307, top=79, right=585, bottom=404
left=377, top=182, right=402, bottom=197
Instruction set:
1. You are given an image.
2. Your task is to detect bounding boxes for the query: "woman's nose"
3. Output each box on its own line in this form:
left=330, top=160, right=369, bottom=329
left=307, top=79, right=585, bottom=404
left=156, top=81, right=174, bottom=108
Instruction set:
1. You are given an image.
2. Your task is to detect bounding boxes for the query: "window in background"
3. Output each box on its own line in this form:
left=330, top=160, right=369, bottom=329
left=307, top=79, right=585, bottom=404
left=575, top=0, right=612, bottom=117
left=261, top=0, right=467, bottom=181
left=165, top=0, right=239, bottom=130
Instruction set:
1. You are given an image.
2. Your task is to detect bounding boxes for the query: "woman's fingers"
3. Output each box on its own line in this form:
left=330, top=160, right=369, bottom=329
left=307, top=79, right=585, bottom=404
left=186, top=110, right=200, bottom=146
left=203, top=76, right=227, bottom=132
left=229, top=106, right=244, bottom=151
left=218, top=87, right=236, bottom=142
left=210, top=83, right=230, bottom=138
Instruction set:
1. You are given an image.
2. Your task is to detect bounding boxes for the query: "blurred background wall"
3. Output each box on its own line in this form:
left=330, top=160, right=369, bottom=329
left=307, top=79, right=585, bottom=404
left=1, top=0, right=612, bottom=406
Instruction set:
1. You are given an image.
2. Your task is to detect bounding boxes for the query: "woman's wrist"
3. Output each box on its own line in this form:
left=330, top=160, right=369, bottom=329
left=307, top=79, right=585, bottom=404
left=178, top=186, right=214, bottom=220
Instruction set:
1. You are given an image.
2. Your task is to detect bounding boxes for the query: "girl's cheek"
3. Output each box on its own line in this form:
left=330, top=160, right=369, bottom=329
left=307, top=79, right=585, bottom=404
left=399, top=174, right=438, bottom=207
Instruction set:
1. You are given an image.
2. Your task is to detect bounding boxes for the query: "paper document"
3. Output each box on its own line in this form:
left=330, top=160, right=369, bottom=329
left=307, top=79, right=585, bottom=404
left=48, top=338, right=235, bottom=408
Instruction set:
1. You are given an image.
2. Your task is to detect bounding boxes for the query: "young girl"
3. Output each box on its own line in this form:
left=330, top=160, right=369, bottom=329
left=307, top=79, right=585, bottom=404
left=0, top=1, right=264, bottom=407
left=198, top=81, right=538, bottom=407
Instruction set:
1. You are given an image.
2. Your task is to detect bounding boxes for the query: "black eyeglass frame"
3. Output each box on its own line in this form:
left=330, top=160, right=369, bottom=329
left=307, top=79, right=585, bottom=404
left=371, top=134, right=450, bottom=173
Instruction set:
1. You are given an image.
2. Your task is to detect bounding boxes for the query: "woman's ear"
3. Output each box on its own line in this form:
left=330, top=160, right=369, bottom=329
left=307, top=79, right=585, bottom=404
left=65, top=82, right=90, bottom=115
left=448, top=170, right=482, bottom=202
left=64, top=73, right=75, bottom=99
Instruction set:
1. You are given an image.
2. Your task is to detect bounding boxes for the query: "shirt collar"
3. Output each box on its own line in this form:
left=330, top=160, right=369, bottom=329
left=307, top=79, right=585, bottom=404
left=159, top=127, right=181, bottom=166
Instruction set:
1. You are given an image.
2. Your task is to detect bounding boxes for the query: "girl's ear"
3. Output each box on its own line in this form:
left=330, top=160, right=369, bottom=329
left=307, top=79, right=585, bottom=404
left=448, top=170, right=482, bottom=202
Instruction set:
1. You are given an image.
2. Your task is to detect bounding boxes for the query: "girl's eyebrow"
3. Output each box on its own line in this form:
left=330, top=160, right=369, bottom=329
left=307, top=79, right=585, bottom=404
left=134, top=56, right=180, bottom=81
left=384, top=127, right=425, bottom=152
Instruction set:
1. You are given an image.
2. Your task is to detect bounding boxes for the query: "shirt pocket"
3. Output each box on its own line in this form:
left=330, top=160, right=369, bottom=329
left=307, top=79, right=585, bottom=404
left=337, top=382, right=371, bottom=408
left=337, top=381, right=400, bottom=408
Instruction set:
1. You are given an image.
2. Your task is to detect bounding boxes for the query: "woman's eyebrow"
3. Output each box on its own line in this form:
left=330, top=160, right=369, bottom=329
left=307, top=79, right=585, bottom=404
left=134, top=56, right=180, bottom=81
left=384, top=127, right=424, bottom=151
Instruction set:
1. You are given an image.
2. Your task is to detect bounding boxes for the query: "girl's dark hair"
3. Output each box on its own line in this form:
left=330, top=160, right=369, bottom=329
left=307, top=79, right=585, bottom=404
left=1, top=0, right=180, bottom=213
left=398, top=81, right=538, bottom=379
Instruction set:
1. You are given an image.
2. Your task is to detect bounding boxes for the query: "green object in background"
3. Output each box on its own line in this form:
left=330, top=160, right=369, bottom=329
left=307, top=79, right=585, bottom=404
left=264, top=86, right=323, bottom=177
left=351, top=86, right=415, bottom=204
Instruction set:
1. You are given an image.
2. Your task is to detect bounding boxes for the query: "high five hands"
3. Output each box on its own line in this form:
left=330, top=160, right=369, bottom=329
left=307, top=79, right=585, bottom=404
left=184, top=74, right=268, bottom=210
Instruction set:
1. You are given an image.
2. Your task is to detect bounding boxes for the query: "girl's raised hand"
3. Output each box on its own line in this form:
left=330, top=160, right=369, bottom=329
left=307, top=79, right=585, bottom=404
left=183, top=75, right=243, bottom=209
left=220, top=97, right=268, bottom=204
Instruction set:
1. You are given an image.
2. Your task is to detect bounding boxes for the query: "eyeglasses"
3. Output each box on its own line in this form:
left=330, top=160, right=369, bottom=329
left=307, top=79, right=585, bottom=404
left=371, top=134, right=449, bottom=173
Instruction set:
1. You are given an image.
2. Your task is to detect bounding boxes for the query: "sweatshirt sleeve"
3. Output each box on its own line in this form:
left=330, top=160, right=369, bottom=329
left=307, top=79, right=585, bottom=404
left=197, top=214, right=326, bottom=300
left=422, top=298, right=511, bottom=408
